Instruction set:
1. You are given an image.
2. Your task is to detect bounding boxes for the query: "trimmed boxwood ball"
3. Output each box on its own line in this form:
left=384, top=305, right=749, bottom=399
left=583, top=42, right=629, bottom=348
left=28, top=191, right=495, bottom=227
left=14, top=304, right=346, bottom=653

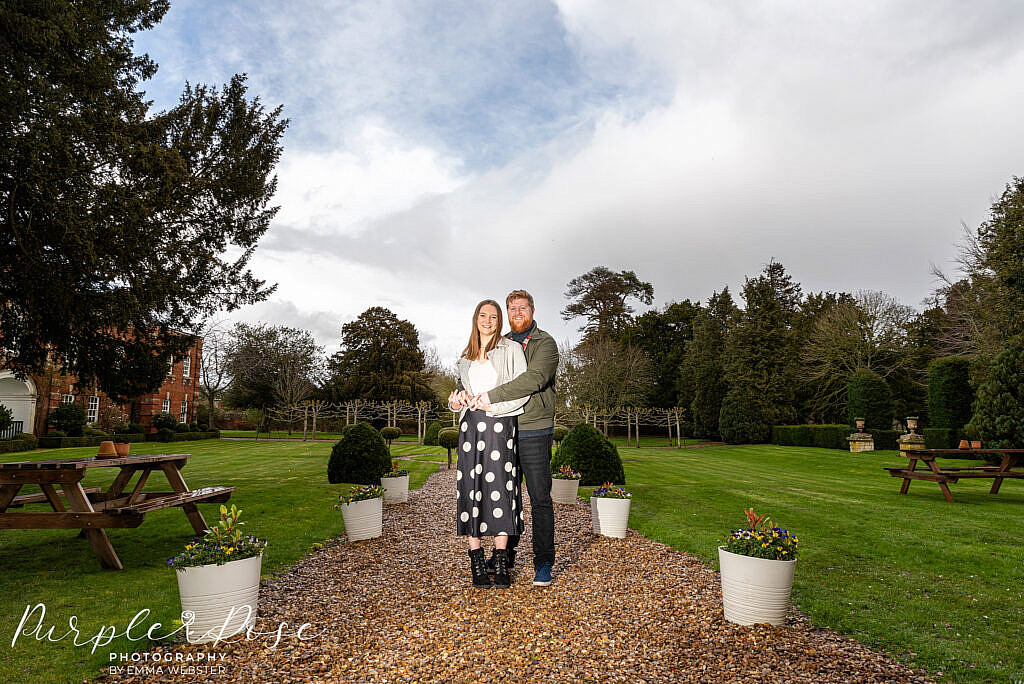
left=846, top=368, right=893, bottom=430
left=423, top=421, right=441, bottom=446
left=718, top=389, right=769, bottom=444
left=438, top=427, right=459, bottom=468
left=553, top=424, right=569, bottom=444
left=328, top=423, right=391, bottom=485
left=550, top=423, right=625, bottom=486
left=380, top=426, right=402, bottom=445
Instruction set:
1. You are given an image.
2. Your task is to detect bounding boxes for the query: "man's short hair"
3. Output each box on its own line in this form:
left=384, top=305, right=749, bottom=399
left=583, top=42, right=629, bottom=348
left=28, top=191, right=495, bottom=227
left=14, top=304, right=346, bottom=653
left=506, top=289, right=535, bottom=309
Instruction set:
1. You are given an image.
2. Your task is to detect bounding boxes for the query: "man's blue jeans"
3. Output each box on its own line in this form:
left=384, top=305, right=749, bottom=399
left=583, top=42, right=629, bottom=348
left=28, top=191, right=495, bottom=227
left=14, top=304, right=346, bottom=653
left=508, top=432, right=554, bottom=568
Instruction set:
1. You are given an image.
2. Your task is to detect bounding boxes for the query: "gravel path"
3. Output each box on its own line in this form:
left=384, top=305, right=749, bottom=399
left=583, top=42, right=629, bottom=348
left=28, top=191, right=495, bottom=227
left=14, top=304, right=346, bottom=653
left=105, top=468, right=932, bottom=683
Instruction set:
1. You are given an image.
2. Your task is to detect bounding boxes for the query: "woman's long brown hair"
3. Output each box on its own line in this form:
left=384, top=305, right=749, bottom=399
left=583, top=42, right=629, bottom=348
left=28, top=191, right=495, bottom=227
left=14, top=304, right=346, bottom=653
left=461, top=299, right=503, bottom=360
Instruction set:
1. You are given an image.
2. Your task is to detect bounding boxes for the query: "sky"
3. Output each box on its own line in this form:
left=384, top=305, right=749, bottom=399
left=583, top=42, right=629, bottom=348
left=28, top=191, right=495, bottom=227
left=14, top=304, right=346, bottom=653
left=133, top=0, right=1024, bottom=362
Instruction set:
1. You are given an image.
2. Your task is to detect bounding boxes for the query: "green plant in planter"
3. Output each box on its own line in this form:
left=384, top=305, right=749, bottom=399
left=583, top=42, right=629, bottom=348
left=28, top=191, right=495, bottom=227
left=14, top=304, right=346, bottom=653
left=334, top=484, right=384, bottom=506
left=591, top=483, right=632, bottom=499
left=382, top=460, right=408, bottom=478
left=167, top=504, right=267, bottom=569
left=0, top=405, right=12, bottom=434
left=722, top=508, right=799, bottom=561
left=551, top=464, right=581, bottom=480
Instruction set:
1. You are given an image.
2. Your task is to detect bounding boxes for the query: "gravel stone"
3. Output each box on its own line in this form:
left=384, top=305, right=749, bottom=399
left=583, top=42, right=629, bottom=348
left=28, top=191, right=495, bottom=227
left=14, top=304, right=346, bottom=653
left=103, top=467, right=932, bottom=683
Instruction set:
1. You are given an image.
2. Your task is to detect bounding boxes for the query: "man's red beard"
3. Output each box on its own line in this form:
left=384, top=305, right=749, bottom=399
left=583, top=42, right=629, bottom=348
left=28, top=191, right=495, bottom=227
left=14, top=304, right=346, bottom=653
left=509, top=316, right=533, bottom=333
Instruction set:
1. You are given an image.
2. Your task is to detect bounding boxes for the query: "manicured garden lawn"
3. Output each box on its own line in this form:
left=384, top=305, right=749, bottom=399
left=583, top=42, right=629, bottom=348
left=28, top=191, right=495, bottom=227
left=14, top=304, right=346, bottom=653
left=583, top=444, right=1024, bottom=683
left=604, top=435, right=704, bottom=447
left=0, top=440, right=439, bottom=684
left=220, top=429, right=421, bottom=442
left=5, top=440, right=1020, bottom=683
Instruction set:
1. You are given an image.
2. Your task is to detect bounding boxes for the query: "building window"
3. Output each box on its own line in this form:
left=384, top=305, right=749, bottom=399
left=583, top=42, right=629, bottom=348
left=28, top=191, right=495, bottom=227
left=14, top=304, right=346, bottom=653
left=162, top=398, right=170, bottom=413
left=168, top=358, right=174, bottom=378
left=62, top=394, right=74, bottom=404
left=182, top=355, right=191, bottom=377
left=180, top=400, right=188, bottom=424
left=87, top=396, right=99, bottom=423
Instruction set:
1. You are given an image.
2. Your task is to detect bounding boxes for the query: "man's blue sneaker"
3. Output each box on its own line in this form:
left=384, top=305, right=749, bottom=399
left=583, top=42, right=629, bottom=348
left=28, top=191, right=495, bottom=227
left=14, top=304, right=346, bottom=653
left=532, top=562, right=553, bottom=587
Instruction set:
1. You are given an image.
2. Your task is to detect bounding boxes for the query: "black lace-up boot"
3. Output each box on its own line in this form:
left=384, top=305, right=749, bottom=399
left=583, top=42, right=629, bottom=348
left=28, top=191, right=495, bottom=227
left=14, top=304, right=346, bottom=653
left=492, top=549, right=511, bottom=588
left=469, top=548, right=492, bottom=588
left=485, top=547, right=515, bottom=574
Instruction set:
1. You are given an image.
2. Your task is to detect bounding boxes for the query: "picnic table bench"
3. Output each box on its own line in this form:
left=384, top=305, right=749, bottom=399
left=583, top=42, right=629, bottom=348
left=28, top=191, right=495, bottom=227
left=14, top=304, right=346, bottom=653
left=885, top=449, right=1024, bottom=502
left=0, top=454, right=233, bottom=570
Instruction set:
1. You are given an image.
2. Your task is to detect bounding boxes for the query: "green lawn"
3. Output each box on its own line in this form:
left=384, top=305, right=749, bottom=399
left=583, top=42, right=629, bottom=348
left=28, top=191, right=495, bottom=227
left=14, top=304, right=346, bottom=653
left=4, top=441, right=1022, bottom=682
left=220, top=429, right=421, bottom=442
left=604, top=435, right=704, bottom=447
left=581, top=444, right=1024, bottom=683
left=0, top=440, right=439, bottom=684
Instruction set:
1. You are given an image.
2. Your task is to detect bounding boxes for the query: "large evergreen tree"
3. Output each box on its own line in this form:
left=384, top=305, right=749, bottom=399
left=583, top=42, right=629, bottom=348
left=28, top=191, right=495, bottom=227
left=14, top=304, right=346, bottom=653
left=977, top=176, right=1024, bottom=340
left=680, top=288, right=736, bottom=439
left=620, top=300, right=698, bottom=408
left=562, top=266, right=654, bottom=339
left=326, top=307, right=433, bottom=403
left=725, top=261, right=802, bottom=427
left=0, top=2, right=287, bottom=402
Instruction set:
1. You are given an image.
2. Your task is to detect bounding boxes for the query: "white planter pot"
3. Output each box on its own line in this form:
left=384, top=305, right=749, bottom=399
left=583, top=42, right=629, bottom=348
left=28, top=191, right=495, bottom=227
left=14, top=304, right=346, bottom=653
left=176, top=554, right=262, bottom=644
left=718, top=546, right=796, bottom=626
left=592, top=497, right=631, bottom=538
left=380, top=475, right=409, bottom=504
left=550, top=478, right=580, bottom=505
left=340, top=496, right=383, bottom=541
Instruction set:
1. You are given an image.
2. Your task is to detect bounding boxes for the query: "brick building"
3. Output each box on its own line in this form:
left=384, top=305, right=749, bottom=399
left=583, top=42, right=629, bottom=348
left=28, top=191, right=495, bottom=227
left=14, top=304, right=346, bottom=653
left=0, top=339, right=202, bottom=436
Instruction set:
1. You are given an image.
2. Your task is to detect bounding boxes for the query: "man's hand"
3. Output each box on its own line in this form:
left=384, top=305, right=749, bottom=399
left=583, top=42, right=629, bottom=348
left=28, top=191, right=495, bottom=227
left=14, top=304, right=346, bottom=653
left=474, top=393, right=492, bottom=411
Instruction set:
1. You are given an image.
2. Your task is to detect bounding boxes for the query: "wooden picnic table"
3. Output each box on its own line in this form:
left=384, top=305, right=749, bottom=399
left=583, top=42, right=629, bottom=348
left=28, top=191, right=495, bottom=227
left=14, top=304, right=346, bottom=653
left=885, top=449, right=1024, bottom=502
left=0, top=453, right=233, bottom=570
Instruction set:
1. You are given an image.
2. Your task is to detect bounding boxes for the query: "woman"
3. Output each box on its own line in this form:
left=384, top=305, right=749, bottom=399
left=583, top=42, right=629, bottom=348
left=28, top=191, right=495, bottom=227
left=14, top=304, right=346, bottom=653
left=447, top=299, right=530, bottom=589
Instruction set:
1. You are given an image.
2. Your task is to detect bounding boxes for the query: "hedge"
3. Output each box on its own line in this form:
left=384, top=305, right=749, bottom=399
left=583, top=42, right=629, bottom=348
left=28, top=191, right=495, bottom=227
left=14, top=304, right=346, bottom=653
left=869, top=429, right=900, bottom=451
left=923, top=428, right=962, bottom=450
left=927, top=356, right=973, bottom=430
left=0, top=436, right=38, bottom=454
left=36, top=431, right=219, bottom=448
left=846, top=368, right=893, bottom=430
left=770, top=425, right=901, bottom=451
left=771, top=425, right=849, bottom=450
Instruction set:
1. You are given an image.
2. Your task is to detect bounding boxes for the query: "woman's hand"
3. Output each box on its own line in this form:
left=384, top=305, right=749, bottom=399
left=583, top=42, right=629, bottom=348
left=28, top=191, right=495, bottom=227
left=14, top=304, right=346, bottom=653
left=448, top=390, right=465, bottom=410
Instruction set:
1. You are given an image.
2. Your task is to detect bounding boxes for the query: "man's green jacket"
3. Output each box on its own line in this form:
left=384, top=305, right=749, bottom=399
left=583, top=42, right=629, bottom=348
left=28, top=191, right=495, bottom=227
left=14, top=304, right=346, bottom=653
left=488, top=324, right=558, bottom=432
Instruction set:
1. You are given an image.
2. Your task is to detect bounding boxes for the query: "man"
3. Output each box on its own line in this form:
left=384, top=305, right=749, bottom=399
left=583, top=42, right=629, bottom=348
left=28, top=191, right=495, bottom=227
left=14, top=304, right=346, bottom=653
left=474, top=289, right=559, bottom=587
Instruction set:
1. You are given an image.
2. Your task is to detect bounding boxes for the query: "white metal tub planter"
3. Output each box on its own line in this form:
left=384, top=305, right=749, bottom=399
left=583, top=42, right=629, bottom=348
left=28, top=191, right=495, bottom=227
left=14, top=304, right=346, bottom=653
left=335, top=484, right=384, bottom=541
left=380, top=461, right=410, bottom=504
left=169, top=504, right=267, bottom=644
left=550, top=465, right=582, bottom=504
left=718, top=508, right=799, bottom=626
left=590, top=483, right=632, bottom=538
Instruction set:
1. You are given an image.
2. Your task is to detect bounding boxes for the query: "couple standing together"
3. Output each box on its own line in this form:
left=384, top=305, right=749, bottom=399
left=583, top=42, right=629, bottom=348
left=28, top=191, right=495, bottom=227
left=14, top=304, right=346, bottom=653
left=447, top=289, right=558, bottom=589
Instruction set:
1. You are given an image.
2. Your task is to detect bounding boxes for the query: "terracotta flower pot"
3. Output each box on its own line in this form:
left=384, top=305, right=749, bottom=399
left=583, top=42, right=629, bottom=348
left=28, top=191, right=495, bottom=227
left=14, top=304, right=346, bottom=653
left=959, top=439, right=970, bottom=449
left=114, top=442, right=130, bottom=457
left=970, top=440, right=982, bottom=449
left=96, top=441, right=117, bottom=459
